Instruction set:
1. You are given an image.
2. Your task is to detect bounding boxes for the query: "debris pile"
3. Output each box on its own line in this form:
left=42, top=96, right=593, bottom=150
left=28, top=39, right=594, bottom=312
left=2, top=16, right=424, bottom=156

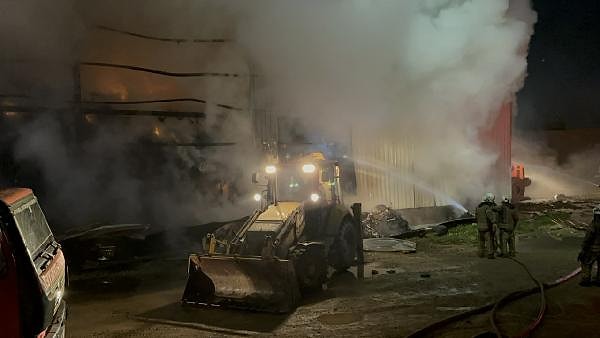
left=554, top=194, right=569, bottom=201
left=362, top=204, right=409, bottom=238
left=520, top=199, right=584, bottom=212
left=516, top=199, right=598, bottom=239
left=363, top=238, right=416, bottom=253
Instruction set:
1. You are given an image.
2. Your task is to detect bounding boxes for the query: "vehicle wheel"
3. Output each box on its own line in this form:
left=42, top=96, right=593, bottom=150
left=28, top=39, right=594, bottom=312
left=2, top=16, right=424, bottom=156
left=290, top=244, right=327, bottom=290
left=329, top=218, right=358, bottom=271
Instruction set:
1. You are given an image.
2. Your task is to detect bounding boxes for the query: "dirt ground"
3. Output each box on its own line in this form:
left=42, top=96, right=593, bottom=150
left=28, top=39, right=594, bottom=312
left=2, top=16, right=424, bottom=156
left=65, top=201, right=600, bottom=337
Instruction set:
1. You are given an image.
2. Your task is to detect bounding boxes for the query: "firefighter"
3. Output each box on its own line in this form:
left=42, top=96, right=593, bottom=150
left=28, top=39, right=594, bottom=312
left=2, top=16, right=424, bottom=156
left=578, top=206, right=600, bottom=287
left=476, top=192, right=498, bottom=259
left=497, top=196, right=519, bottom=257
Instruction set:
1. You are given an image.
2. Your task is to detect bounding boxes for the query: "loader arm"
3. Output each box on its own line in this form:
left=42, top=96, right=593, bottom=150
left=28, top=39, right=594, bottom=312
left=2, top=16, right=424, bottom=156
left=272, top=207, right=302, bottom=258
left=229, top=209, right=262, bottom=249
left=182, top=154, right=358, bottom=313
left=183, top=203, right=304, bottom=312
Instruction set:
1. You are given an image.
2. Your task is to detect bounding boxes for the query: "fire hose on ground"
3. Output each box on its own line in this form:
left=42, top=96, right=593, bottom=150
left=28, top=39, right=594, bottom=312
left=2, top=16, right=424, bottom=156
left=405, top=258, right=581, bottom=338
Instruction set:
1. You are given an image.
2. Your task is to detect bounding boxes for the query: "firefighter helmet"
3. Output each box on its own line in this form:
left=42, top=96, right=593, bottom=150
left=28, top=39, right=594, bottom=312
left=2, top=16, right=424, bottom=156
left=483, top=192, right=495, bottom=203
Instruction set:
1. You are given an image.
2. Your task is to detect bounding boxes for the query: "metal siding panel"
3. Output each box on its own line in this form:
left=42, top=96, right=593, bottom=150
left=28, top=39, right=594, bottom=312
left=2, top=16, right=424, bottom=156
left=352, top=102, right=511, bottom=210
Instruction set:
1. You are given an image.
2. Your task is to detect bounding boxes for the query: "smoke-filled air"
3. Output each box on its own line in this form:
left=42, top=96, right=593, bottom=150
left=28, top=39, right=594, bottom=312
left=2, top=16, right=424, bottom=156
left=0, top=0, right=260, bottom=228
left=0, top=0, right=537, bottom=228
left=232, top=0, right=537, bottom=208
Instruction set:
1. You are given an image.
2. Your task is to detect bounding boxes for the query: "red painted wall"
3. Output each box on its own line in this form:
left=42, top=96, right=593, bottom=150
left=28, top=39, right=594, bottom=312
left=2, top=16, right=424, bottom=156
left=480, top=102, right=512, bottom=198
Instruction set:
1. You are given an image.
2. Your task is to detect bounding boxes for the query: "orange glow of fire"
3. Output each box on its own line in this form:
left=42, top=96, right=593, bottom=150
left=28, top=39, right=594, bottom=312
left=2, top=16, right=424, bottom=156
left=84, top=114, right=96, bottom=124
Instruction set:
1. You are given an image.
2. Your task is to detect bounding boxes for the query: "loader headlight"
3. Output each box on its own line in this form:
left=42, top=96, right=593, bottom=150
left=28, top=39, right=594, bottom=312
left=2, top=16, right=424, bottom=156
left=265, top=165, right=277, bottom=174
left=310, top=193, right=320, bottom=202
left=302, top=163, right=316, bottom=174
left=253, top=193, right=262, bottom=202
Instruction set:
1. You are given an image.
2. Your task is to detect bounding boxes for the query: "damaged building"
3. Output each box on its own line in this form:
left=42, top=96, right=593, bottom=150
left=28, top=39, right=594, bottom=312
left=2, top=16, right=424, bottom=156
left=4, top=1, right=600, bottom=338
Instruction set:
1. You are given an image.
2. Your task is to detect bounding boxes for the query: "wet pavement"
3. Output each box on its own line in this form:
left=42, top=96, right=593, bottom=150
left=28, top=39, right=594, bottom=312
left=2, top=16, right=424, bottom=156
left=65, top=205, right=598, bottom=337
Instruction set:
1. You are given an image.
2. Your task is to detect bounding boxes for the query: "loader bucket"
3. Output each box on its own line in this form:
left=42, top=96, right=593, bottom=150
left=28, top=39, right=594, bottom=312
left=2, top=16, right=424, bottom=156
left=182, top=254, right=301, bottom=313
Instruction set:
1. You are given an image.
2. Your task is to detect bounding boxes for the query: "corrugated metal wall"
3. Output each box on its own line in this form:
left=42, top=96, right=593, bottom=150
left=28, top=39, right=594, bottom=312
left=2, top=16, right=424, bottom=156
left=351, top=136, right=458, bottom=210
left=352, top=135, right=435, bottom=209
left=352, top=103, right=512, bottom=210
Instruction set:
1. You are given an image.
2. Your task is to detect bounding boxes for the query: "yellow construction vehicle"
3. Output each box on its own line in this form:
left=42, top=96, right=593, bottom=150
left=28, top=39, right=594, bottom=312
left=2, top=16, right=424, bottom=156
left=182, top=152, right=359, bottom=312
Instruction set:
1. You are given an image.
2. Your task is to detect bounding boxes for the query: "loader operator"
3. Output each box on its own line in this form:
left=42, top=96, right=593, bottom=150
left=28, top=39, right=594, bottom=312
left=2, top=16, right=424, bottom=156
left=497, top=196, right=519, bottom=257
left=578, top=206, right=600, bottom=287
left=476, top=193, right=498, bottom=259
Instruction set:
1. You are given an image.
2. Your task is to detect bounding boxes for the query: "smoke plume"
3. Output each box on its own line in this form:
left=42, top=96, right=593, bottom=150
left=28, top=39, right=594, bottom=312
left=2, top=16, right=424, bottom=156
left=231, top=0, right=537, bottom=207
left=0, top=0, right=537, bottom=227
left=0, top=0, right=258, bottom=229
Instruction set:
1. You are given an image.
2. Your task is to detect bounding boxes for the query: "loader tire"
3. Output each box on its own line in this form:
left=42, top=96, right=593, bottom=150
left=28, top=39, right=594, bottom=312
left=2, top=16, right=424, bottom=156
left=290, top=244, right=327, bottom=290
left=329, top=218, right=358, bottom=272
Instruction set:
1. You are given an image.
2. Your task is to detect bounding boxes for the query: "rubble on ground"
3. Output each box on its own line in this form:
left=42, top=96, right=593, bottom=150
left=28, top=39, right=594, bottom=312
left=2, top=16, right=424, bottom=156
left=519, top=199, right=588, bottom=212
left=361, top=204, right=409, bottom=238
left=363, top=238, right=416, bottom=253
left=554, top=193, right=569, bottom=201
left=515, top=198, right=599, bottom=240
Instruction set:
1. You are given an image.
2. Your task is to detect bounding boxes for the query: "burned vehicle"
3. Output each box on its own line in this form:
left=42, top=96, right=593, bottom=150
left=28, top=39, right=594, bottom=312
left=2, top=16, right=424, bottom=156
left=0, top=188, right=67, bottom=337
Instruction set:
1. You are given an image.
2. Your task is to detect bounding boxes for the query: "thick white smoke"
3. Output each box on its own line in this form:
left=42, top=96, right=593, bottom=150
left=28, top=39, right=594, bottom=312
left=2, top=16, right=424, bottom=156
left=1, top=0, right=537, bottom=226
left=231, top=0, right=537, bottom=207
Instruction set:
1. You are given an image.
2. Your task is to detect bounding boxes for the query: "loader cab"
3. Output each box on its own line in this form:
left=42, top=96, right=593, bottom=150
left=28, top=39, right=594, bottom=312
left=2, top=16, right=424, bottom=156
left=256, top=153, right=343, bottom=206
left=276, top=163, right=321, bottom=202
left=0, top=188, right=67, bottom=338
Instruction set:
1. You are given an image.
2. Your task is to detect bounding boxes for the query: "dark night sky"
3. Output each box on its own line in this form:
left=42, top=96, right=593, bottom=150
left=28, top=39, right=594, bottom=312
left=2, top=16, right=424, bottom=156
left=516, top=0, right=600, bottom=130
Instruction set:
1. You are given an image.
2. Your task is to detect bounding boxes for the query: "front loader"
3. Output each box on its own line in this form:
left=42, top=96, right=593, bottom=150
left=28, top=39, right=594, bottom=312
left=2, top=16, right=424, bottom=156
left=182, top=153, right=359, bottom=313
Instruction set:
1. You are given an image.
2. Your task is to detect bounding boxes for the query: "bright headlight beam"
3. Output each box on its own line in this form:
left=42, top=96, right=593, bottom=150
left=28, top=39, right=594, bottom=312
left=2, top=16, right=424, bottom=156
left=265, top=165, right=277, bottom=174
left=302, top=164, right=316, bottom=174
left=253, top=193, right=262, bottom=202
left=310, top=193, right=320, bottom=202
